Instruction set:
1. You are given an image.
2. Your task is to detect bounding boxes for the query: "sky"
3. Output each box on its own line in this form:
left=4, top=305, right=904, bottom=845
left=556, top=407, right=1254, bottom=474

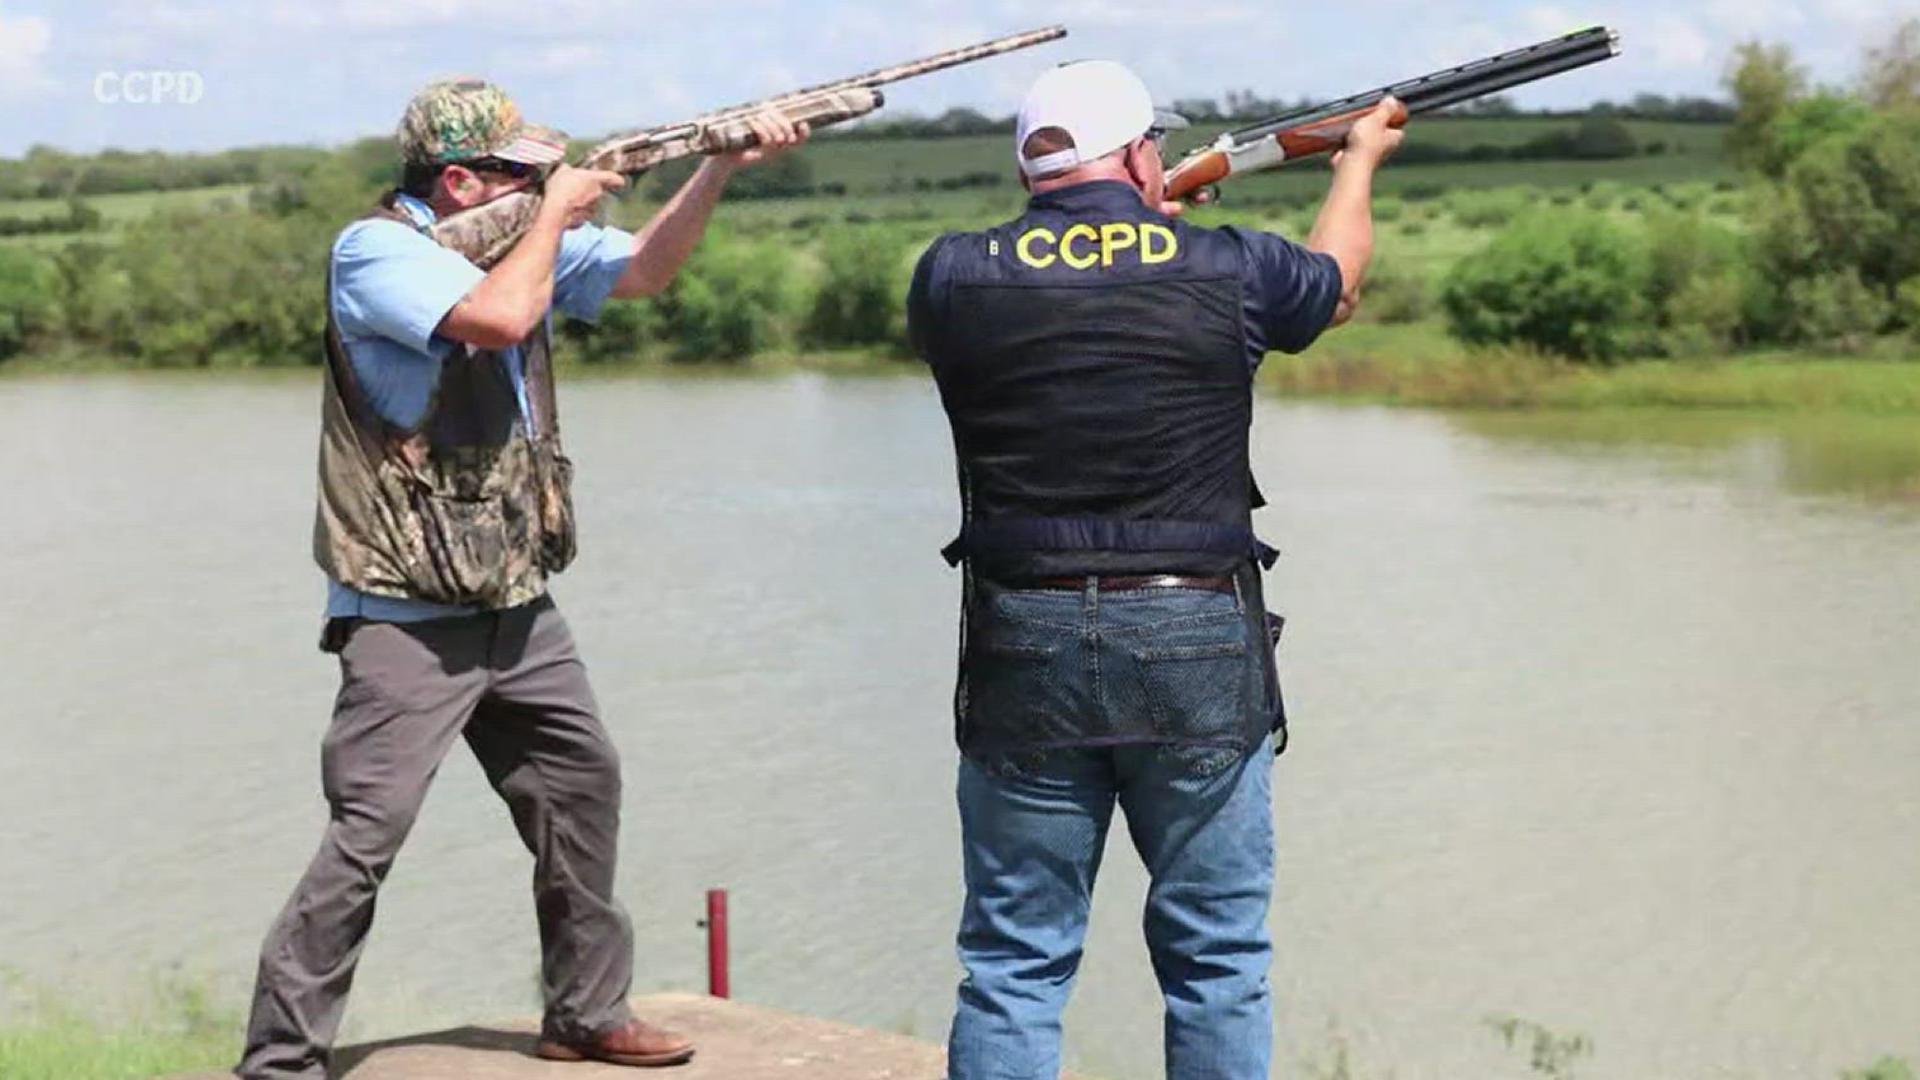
left=0, top=0, right=1914, bottom=156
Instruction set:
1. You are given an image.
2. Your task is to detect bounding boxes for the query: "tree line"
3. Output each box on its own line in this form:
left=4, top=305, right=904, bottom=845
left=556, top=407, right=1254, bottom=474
left=0, top=98, right=1706, bottom=205
left=1436, top=22, right=1920, bottom=361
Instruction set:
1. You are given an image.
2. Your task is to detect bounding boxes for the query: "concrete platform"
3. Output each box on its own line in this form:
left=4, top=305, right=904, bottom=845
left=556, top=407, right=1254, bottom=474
left=165, top=992, right=1096, bottom=1079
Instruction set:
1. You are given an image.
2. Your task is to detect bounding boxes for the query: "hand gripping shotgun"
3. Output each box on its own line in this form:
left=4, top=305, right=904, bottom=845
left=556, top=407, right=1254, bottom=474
left=432, top=26, right=1067, bottom=267
left=1164, top=26, right=1623, bottom=202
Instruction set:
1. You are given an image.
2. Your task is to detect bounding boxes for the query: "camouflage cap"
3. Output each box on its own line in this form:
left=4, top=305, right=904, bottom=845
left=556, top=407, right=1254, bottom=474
left=397, top=78, right=567, bottom=167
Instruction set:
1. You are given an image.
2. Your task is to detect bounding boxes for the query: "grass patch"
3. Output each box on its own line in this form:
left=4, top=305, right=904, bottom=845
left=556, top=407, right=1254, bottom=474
left=0, top=976, right=238, bottom=1080
left=1266, top=322, right=1920, bottom=412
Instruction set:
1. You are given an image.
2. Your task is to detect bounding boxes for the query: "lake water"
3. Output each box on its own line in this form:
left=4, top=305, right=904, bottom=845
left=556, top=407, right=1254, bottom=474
left=1, top=373, right=1916, bottom=1078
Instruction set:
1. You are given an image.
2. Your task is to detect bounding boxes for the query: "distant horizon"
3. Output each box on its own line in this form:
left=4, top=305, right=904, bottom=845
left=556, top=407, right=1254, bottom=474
left=0, top=0, right=1906, bottom=157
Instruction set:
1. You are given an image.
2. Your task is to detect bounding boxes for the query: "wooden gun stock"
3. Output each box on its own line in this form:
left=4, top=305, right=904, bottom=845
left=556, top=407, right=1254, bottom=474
left=1164, top=100, right=1410, bottom=202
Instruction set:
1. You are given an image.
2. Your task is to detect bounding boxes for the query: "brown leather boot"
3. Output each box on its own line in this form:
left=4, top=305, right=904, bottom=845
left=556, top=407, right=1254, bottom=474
left=535, top=1017, right=696, bottom=1067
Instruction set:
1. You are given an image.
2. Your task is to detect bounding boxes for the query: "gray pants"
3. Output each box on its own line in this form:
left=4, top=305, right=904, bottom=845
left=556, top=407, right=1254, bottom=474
left=238, top=598, right=635, bottom=1078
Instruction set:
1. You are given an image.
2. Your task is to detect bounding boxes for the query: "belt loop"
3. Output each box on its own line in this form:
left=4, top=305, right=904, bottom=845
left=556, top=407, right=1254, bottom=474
left=1083, top=574, right=1098, bottom=621
left=1231, top=570, right=1246, bottom=615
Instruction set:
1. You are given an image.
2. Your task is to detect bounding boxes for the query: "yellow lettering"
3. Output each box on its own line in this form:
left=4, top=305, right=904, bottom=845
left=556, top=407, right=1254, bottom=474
left=1060, top=224, right=1100, bottom=270
left=1099, top=222, right=1138, bottom=267
left=1140, top=223, right=1179, bottom=264
left=1016, top=227, right=1057, bottom=269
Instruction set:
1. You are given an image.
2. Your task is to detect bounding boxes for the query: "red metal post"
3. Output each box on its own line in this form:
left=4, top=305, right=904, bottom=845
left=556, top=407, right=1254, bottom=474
left=705, top=888, right=731, bottom=999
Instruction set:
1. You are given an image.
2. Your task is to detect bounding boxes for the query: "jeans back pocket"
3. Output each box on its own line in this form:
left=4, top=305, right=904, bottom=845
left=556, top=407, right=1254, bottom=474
left=1123, top=612, right=1251, bottom=745
left=962, top=588, right=1093, bottom=756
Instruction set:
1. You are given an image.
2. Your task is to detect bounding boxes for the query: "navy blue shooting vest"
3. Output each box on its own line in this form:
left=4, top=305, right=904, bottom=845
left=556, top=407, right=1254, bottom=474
left=915, top=181, right=1288, bottom=754
left=920, top=181, right=1276, bottom=580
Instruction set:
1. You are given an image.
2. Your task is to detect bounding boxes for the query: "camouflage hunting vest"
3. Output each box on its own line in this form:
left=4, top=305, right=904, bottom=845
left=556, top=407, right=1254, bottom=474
left=312, top=200, right=577, bottom=611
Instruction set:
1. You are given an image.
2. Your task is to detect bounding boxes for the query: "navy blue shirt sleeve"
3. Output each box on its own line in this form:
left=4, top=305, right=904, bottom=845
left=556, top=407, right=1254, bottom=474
left=907, top=234, right=958, bottom=365
left=1222, top=226, right=1345, bottom=362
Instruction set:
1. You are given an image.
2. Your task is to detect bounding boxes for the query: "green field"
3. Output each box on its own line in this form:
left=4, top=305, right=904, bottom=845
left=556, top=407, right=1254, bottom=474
left=794, top=118, right=1729, bottom=193
left=0, top=116, right=1731, bottom=245
left=0, top=183, right=257, bottom=250
left=0, top=184, right=252, bottom=223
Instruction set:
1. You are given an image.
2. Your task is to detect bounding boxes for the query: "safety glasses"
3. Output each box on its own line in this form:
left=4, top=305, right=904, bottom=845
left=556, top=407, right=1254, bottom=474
left=467, top=157, right=545, bottom=182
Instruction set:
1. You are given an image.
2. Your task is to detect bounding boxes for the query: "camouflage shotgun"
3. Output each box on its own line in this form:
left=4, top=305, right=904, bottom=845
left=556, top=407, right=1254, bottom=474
left=1165, top=26, right=1623, bottom=201
left=433, top=26, right=1068, bottom=267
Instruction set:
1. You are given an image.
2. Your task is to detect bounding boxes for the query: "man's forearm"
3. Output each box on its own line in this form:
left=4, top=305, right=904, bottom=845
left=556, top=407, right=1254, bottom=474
left=450, top=205, right=569, bottom=346
left=616, top=160, right=738, bottom=298
left=1307, top=155, right=1380, bottom=323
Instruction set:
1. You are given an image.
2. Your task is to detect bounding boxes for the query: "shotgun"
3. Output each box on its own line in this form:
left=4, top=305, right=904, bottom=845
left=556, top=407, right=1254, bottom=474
left=1164, top=27, right=1623, bottom=201
left=433, top=26, right=1067, bottom=267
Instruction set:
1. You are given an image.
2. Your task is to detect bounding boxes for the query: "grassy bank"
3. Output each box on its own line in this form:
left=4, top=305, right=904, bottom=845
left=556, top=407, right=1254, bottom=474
left=10, top=335, right=1920, bottom=418
left=0, top=1019, right=233, bottom=1079
left=1267, top=323, right=1920, bottom=412
left=0, top=980, right=236, bottom=1080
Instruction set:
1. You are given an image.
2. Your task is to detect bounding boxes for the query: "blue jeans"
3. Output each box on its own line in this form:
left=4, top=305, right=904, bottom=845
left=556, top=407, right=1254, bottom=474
left=947, top=585, right=1277, bottom=1080
left=948, top=738, right=1276, bottom=1080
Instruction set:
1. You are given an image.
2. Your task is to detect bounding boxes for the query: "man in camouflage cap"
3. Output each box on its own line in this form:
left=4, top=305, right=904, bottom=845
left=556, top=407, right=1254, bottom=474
left=236, top=78, right=806, bottom=1078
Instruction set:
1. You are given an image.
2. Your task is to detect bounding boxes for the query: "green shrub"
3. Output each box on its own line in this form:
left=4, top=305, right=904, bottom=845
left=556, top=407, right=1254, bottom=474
left=1895, top=277, right=1920, bottom=337
left=1790, top=110, right=1920, bottom=290
left=1520, top=115, right=1637, bottom=160
left=802, top=228, right=907, bottom=348
left=1640, top=209, right=1752, bottom=355
left=1446, top=188, right=1527, bottom=228
left=1644, top=211, right=1743, bottom=306
left=1744, top=108, right=1920, bottom=345
left=1371, top=196, right=1404, bottom=223
left=1440, top=209, right=1650, bottom=362
left=1356, top=256, right=1428, bottom=325
left=1785, top=270, right=1891, bottom=351
left=1665, top=182, right=1709, bottom=210
left=50, top=241, right=131, bottom=345
left=647, top=154, right=816, bottom=200
left=656, top=234, right=794, bottom=361
left=1764, top=92, right=1876, bottom=176
left=0, top=246, right=56, bottom=360
left=64, top=207, right=330, bottom=365
left=1663, top=274, right=1749, bottom=356
left=558, top=298, right=659, bottom=364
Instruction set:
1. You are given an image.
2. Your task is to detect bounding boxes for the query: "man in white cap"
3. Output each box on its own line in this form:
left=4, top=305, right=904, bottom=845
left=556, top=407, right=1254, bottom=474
left=908, top=60, right=1400, bottom=1079
left=236, top=79, right=806, bottom=1078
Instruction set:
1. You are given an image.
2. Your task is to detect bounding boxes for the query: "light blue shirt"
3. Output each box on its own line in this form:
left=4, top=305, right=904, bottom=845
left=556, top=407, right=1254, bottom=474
left=325, top=192, right=633, bottom=623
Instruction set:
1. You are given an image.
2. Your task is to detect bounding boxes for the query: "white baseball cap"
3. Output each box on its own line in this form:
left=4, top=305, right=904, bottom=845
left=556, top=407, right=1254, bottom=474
left=1015, top=60, right=1187, bottom=179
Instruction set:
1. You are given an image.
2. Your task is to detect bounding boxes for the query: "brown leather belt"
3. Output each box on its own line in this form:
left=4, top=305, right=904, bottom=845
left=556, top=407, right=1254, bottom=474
left=1016, top=574, right=1237, bottom=596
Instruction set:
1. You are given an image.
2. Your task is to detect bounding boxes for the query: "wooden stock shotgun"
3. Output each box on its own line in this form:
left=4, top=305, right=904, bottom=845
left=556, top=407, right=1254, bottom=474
left=1164, top=27, right=1623, bottom=201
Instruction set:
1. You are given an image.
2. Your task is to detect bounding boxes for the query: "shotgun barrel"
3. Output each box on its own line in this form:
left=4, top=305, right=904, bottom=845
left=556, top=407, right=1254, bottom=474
left=1165, top=27, right=1622, bottom=200
left=432, top=26, right=1068, bottom=267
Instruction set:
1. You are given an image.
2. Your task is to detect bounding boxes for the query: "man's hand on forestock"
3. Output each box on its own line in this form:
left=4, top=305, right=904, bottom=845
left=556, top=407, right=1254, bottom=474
left=714, top=109, right=812, bottom=172
left=542, top=164, right=628, bottom=229
left=1332, top=96, right=1406, bottom=171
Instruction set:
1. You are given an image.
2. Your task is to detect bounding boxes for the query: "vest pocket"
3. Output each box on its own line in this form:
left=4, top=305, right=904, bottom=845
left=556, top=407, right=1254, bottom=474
left=534, top=443, right=577, bottom=573
left=414, top=489, right=511, bottom=605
